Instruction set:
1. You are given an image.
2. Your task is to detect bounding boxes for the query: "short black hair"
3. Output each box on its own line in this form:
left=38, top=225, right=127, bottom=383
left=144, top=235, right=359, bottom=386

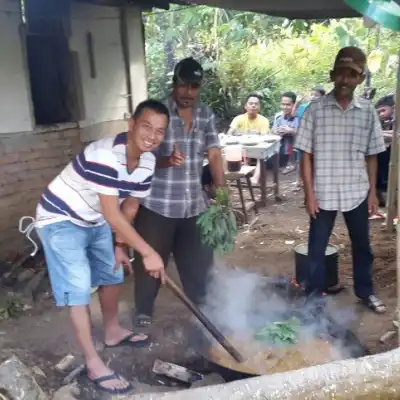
left=311, top=87, right=326, bottom=96
left=132, top=99, right=170, bottom=124
left=245, top=93, right=262, bottom=103
left=282, top=91, right=297, bottom=103
left=375, top=95, right=395, bottom=109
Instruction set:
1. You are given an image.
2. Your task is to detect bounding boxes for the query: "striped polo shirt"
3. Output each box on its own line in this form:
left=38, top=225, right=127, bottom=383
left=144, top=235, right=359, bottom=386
left=35, top=132, right=155, bottom=228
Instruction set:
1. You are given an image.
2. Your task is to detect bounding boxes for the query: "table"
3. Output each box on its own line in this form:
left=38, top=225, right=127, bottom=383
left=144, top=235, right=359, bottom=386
left=242, top=140, right=281, bottom=207
left=204, top=138, right=281, bottom=208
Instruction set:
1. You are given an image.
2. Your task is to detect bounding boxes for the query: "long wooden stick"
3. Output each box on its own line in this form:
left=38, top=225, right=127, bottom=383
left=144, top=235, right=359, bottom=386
left=395, top=52, right=400, bottom=347
left=164, top=274, right=244, bottom=363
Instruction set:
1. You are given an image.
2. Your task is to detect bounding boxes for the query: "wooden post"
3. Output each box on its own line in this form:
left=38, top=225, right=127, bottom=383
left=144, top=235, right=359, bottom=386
left=386, top=56, right=400, bottom=232
left=394, top=55, right=400, bottom=346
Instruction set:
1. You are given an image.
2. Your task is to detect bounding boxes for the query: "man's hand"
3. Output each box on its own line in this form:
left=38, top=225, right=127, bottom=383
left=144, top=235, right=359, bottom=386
left=143, top=251, right=165, bottom=283
left=277, top=126, right=290, bottom=135
left=114, top=246, right=133, bottom=275
left=305, top=192, right=319, bottom=219
left=169, top=144, right=185, bottom=167
left=368, top=191, right=378, bottom=217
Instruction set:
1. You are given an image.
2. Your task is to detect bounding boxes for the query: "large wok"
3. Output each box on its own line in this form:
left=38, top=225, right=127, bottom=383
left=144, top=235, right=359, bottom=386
left=191, top=277, right=368, bottom=381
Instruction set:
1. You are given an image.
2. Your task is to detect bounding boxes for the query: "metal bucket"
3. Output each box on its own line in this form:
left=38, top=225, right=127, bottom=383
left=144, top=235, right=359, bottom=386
left=294, top=243, right=339, bottom=291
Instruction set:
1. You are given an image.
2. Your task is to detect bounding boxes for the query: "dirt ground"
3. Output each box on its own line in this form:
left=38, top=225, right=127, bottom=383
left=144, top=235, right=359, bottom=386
left=0, top=173, right=397, bottom=398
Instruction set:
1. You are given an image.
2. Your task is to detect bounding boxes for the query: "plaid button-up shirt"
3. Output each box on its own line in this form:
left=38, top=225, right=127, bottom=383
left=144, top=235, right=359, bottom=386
left=295, top=92, right=385, bottom=212
left=142, top=96, right=220, bottom=218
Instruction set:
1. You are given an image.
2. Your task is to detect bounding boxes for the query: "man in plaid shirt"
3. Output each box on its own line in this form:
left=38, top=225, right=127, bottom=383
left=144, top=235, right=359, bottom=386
left=295, top=47, right=387, bottom=313
left=132, top=58, right=225, bottom=331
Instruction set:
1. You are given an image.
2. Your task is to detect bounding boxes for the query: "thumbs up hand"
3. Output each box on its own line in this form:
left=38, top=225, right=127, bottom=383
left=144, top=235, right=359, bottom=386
left=169, top=144, right=185, bottom=167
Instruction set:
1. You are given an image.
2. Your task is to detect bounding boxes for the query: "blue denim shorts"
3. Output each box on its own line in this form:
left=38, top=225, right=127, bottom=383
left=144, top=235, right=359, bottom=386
left=37, top=221, right=123, bottom=306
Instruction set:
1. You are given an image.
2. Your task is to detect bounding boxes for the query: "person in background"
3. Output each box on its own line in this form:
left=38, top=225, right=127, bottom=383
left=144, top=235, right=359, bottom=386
left=272, top=91, right=299, bottom=173
left=375, top=94, right=395, bottom=207
left=227, top=94, right=270, bottom=135
left=292, top=87, right=326, bottom=191
left=132, top=57, right=225, bottom=333
left=35, top=100, right=169, bottom=394
left=295, top=46, right=386, bottom=314
left=293, top=87, right=326, bottom=119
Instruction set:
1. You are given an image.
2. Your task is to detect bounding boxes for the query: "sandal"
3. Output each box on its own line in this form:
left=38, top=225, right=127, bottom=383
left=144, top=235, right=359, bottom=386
left=105, top=332, right=151, bottom=349
left=360, top=295, right=387, bottom=314
left=282, top=165, right=296, bottom=175
left=88, top=372, right=133, bottom=394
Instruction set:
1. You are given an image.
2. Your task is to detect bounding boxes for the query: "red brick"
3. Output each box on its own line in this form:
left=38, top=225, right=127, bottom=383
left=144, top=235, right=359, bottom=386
left=0, top=153, right=19, bottom=166
left=28, top=158, right=62, bottom=170
left=0, top=162, right=28, bottom=175
left=62, top=129, right=80, bottom=138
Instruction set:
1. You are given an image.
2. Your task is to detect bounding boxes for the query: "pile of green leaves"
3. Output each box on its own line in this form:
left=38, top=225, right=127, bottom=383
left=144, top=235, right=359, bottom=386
left=255, top=317, right=301, bottom=345
left=197, top=188, right=237, bottom=256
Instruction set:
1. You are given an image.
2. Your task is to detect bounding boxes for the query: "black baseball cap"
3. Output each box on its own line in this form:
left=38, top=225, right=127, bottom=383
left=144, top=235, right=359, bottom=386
left=333, top=47, right=366, bottom=75
left=173, top=58, right=203, bottom=84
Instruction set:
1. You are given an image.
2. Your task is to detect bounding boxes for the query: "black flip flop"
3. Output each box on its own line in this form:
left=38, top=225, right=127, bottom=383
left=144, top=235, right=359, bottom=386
left=325, top=284, right=345, bottom=295
left=88, top=373, right=133, bottom=394
left=105, top=332, right=151, bottom=349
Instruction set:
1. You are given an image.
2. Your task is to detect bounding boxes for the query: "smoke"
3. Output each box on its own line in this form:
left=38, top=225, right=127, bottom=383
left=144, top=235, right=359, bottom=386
left=197, top=263, right=360, bottom=362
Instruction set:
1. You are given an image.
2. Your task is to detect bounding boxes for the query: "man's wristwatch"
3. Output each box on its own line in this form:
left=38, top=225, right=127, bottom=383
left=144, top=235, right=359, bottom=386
left=114, top=241, right=126, bottom=249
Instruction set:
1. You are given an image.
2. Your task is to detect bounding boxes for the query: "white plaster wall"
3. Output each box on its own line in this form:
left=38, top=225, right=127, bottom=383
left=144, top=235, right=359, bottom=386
left=0, top=0, right=33, bottom=133
left=69, top=3, right=129, bottom=129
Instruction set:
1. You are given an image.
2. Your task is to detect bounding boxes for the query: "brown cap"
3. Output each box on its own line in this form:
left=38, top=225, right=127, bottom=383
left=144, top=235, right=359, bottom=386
left=333, top=47, right=366, bottom=74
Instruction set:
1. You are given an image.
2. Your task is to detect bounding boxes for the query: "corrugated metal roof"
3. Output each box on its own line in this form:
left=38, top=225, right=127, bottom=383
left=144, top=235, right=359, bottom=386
left=175, top=0, right=359, bottom=19
left=75, top=0, right=360, bottom=19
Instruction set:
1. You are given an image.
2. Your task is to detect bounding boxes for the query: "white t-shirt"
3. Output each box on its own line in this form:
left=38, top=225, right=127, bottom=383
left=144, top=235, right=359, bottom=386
left=36, top=132, right=155, bottom=228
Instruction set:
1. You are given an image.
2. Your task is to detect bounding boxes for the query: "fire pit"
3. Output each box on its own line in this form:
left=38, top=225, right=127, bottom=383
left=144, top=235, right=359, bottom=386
left=191, top=275, right=367, bottom=382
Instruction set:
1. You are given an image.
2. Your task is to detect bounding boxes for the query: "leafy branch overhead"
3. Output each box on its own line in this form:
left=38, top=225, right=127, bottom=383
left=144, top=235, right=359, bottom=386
left=144, top=5, right=398, bottom=125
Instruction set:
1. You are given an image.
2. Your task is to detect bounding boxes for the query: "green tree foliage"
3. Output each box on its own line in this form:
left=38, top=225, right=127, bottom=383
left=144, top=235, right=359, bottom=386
left=143, top=5, right=399, bottom=126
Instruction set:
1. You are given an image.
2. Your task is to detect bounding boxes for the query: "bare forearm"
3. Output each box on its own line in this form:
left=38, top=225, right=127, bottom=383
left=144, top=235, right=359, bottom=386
left=114, top=199, right=139, bottom=244
left=366, top=155, right=378, bottom=193
left=208, top=149, right=226, bottom=188
left=301, top=152, right=313, bottom=197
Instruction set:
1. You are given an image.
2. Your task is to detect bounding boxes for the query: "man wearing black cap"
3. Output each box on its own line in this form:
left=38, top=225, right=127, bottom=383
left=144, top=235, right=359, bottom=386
left=132, top=58, right=225, bottom=332
left=295, top=47, right=387, bottom=313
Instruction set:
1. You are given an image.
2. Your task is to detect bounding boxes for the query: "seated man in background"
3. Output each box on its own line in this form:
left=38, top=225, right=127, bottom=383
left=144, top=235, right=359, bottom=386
left=375, top=94, right=395, bottom=207
left=272, top=91, right=299, bottom=173
left=228, top=94, right=270, bottom=135
left=228, top=94, right=270, bottom=184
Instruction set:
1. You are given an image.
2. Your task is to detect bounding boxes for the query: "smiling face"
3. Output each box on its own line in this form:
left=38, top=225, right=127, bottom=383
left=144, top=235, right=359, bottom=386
left=330, top=67, right=364, bottom=100
left=245, top=96, right=261, bottom=117
left=128, top=108, right=168, bottom=153
left=281, top=96, right=294, bottom=116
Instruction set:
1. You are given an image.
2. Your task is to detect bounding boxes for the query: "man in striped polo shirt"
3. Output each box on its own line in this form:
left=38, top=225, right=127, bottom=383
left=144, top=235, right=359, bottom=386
left=35, top=100, right=169, bottom=394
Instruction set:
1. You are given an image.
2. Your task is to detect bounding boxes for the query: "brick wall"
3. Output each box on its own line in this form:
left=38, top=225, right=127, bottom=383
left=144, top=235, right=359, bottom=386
left=0, top=127, right=83, bottom=259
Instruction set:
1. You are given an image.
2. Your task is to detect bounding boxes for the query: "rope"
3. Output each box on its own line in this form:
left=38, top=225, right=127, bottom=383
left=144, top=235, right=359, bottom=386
left=18, top=216, right=39, bottom=257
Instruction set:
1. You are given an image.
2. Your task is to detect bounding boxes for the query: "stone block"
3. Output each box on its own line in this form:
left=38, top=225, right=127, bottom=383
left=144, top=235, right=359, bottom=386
left=190, top=373, right=225, bottom=388
left=0, top=356, right=48, bottom=400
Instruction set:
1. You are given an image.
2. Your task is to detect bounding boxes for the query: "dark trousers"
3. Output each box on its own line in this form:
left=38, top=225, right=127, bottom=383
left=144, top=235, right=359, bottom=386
left=307, top=197, right=374, bottom=298
left=133, top=206, right=213, bottom=316
left=377, top=146, right=391, bottom=192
